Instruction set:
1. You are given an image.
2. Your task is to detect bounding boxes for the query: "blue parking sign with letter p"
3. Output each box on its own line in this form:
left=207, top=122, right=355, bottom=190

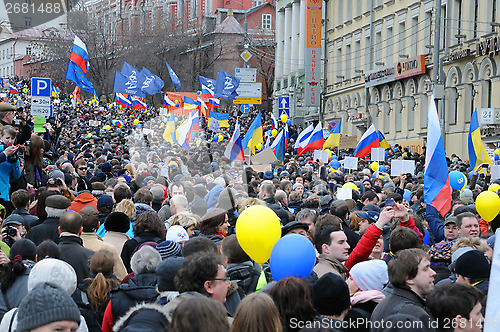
left=31, top=78, right=51, bottom=97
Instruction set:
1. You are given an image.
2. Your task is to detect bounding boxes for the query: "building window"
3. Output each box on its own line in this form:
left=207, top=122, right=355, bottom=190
left=24, top=17, right=31, bottom=26
left=254, top=0, right=262, bottom=6
left=262, top=14, right=272, bottom=29
left=26, top=47, right=32, bottom=56
left=473, top=0, right=478, bottom=39
left=398, top=21, right=405, bottom=55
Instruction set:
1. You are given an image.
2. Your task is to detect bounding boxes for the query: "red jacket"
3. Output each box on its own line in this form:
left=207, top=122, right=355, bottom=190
left=345, top=223, right=383, bottom=271
left=398, top=216, right=424, bottom=243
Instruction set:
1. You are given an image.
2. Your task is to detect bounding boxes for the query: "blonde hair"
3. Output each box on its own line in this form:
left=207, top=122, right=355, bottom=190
left=124, top=163, right=136, bottom=180
left=231, top=293, right=282, bottom=332
left=452, top=237, right=487, bottom=254
left=238, top=198, right=266, bottom=214
left=169, top=212, right=197, bottom=230
left=114, top=199, right=136, bottom=219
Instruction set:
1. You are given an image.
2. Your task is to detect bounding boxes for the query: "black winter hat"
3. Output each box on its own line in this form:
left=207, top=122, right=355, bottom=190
left=156, top=257, right=184, bottom=292
left=312, top=273, right=351, bottom=316
left=454, top=250, right=490, bottom=279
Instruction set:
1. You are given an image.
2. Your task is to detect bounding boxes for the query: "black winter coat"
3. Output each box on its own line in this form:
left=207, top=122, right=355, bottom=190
left=110, top=272, right=158, bottom=322
left=58, top=235, right=95, bottom=284
left=25, top=217, right=61, bottom=245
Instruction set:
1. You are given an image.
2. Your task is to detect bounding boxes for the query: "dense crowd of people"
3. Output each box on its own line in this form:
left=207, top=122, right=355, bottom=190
left=0, top=82, right=497, bottom=332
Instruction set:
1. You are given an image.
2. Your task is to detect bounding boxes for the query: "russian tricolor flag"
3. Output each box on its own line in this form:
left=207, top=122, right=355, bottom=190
left=116, top=93, right=131, bottom=108
left=208, top=98, right=220, bottom=108
left=224, top=121, right=245, bottom=162
left=424, top=95, right=451, bottom=217
left=271, top=113, right=277, bottom=129
left=295, top=124, right=314, bottom=152
left=132, top=97, right=147, bottom=110
left=189, top=110, right=200, bottom=139
left=69, top=36, right=89, bottom=73
left=164, top=95, right=176, bottom=108
left=9, top=84, right=18, bottom=94
left=201, top=84, right=215, bottom=98
left=353, top=124, right=380, bottom=159
left=271, top=125, right=287, bottom=162
left=297, top=123, right=324, bottom=155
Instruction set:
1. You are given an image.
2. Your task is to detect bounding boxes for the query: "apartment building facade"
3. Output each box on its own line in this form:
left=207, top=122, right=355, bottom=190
left=273, top=0, right=500, bottom=156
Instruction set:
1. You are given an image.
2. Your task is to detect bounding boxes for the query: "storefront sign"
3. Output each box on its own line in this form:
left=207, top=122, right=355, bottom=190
left=443, top=48, right=473, bottom=62
left=477, top=36, right=500, bottom=57
left=394, top=55, right=426, bottom=80
left=305, top=0, right=322, bottom=107
left=364, top=66, right=395, bottom=88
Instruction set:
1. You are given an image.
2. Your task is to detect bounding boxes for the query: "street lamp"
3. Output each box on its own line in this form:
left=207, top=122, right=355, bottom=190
left=227, top=0, right=248, bottom=67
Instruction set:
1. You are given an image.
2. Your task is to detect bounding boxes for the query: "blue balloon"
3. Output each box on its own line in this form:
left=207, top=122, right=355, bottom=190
left=380, top=165, right=387, bottom=172
left=449, top=170, right=467, bottom=190
left=403, top=189, right=412, bottom=202
left=330, top=160, right=340, bottom=169
left=385, top=151, right=388, bottom=159
left=270, top=234, right=316, bottom=281
left=495, top=154, right=500, bottom=161
left=331, top=155, right=338, bottom=160
left=136, top=124, right=142, bottom=129
left=213, top=135, right=218, bottom=142
left=372, top=171, right=379, bottom=178
left=287, top=119, right=291, bottom=125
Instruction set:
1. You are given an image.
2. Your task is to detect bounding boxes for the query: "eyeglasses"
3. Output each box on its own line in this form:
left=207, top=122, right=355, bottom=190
left=78, top=167, right=87, bottom=171
left=211, top=277, right=230, bottom=283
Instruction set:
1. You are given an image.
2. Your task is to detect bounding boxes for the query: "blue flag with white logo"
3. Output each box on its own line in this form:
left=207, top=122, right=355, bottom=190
left=113, top=71, right=145, bottom=97
left=215, top=70, right=240, bottom=100
left=165, top=61, right=181, bottom=90
left=140, top=67, right=165, bottom=95
left=115, top=62, right=146, bottom=97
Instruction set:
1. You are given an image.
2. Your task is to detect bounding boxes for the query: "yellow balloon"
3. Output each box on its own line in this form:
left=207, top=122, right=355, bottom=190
left=280, top=114, right=288, bottom=123
left=342, top=182, right=359, bottom=192
left=218, top=134, right=224, bottom=142
left=133, top=119, right=139, bottom=126
left=196, top=139, right=202, bottom=146
left=371, top=162, right=380, bottom=172
left=235, top=205, right=282, bottom=264
left=488, top=183, right=500, bottom=192
left=256, top=143, right=262, bottom=151
left=160, top=122, right=165, bottom=127
left=476, top=191, right=500, bottom=222
left=104, top=125, right=111, bottom=130
left=174, top=100, right=179, bottom=104
left=272, top=129, right=278, bottom=137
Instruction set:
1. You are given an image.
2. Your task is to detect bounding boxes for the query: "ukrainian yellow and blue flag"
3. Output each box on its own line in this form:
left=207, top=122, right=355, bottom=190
left=323, top=120, right=342, bottom=149
left=468, top=108, right=492, bottom=170
left=242, top=111, right=263, bottom=154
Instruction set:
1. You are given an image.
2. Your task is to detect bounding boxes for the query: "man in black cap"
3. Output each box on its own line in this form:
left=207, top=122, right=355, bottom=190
left=1, top=214, right=26, bottom=247
left=312, top=272, right=351, bottom=329
left=26, top=195, right=71, bottom=245
left=454, top=250, right=490, bottom=296
left=281, top=221, right=309, bottom=237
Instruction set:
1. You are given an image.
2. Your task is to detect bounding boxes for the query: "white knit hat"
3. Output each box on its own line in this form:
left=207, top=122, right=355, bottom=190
left=28, top=258, right=77, bottom=295
left=349, top=260, right=388, bottom=291
left=166, top=225, right=189, bottom=243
